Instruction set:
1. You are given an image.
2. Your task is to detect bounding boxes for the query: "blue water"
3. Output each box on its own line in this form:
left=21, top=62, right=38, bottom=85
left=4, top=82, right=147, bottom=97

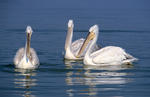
left=0, top=0, right=150, bottom=97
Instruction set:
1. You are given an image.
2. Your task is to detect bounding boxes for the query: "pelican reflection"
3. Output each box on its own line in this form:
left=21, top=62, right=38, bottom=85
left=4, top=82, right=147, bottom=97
left=64, top=60, right=133, bottom=97
left=14, top=69, right=37, bottom=97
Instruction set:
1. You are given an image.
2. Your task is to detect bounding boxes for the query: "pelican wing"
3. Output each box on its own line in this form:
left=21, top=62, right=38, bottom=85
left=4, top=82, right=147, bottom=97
left=14, top=48, right=25, bottom=65
left=71, top=38, right=101, bottom=57
left=30, top=48, right=39, bottom=66
left=91, top=46, right=128, bottom=65
left=91, top=44, right=101, bottom=53
left=71, top=38, right=85, bottom=56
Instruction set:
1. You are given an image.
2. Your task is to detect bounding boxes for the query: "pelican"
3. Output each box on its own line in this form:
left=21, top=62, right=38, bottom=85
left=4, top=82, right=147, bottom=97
left=14, top=26, right=39, bottom=69
left=77, top=25, right=137, bottom=66
left=64, top=20, right=100, bottom=60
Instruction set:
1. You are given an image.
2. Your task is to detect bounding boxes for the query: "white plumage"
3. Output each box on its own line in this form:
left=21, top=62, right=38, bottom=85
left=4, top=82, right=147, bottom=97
left=89, top=46, right=137, bottom=65
left=64, top=20, right=100, bottom=60
left=14, top=26, right=39, bottom=69
left=78, top=25, right=137, bottom=66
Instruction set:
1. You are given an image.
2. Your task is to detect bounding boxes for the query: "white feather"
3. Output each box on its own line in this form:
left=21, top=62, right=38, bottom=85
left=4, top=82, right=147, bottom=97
left=83, top=25, right=137, bottom=66
left=14, top=26, right=39, bottom=69
left=14, top=48, right=39, bottom=69
left=92, top=46, right=137, bottom=65
left=68, top=20, right=74, bottom=28
left=65, top=20, right=100, bottom=60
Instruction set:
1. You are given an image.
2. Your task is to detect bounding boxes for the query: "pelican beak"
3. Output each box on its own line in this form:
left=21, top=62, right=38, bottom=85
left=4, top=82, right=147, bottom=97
left=27, top=33, right=30, bottom=38
left=76, top=31, right=95, bottom=58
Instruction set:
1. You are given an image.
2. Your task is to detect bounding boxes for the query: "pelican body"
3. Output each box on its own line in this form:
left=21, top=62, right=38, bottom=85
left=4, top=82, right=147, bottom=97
left=78, top=25, right=137, bottom=66
left=64, top=20, right=100, bottom=60
left=14, top=26, right=39, bottom=69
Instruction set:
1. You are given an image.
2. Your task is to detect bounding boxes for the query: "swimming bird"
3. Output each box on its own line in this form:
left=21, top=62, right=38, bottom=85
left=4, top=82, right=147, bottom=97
left=77, top=25, right=137, bottom=66
left=64, top=20, right=100, bottom=60
left=14, top=26, right=39, bottom=69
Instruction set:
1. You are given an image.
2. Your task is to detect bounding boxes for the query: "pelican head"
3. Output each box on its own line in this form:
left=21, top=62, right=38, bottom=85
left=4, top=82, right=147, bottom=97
left=81, top=25, right=99, bottom=43
left=77, top=25, right=99, bottom=57
left=68, top=19, right=74, bottom=29
left=89, top=25, right=99, bottom=36
left=26, top=26, right=33, bottom=38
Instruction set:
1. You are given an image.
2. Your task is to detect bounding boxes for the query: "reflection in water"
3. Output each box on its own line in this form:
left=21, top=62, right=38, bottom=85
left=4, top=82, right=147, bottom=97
left=14, top=69, right=37, bottom=97
left=64, top=60, right=133, bottom=97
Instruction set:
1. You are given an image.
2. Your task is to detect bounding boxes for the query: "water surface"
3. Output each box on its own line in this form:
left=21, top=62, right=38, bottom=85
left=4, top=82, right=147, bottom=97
left=0, top=0, right=150, bottom=97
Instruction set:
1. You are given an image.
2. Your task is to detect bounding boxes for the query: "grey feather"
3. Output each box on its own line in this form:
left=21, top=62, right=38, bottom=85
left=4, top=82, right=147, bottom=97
left=14, top=47, right=39, bottom=66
